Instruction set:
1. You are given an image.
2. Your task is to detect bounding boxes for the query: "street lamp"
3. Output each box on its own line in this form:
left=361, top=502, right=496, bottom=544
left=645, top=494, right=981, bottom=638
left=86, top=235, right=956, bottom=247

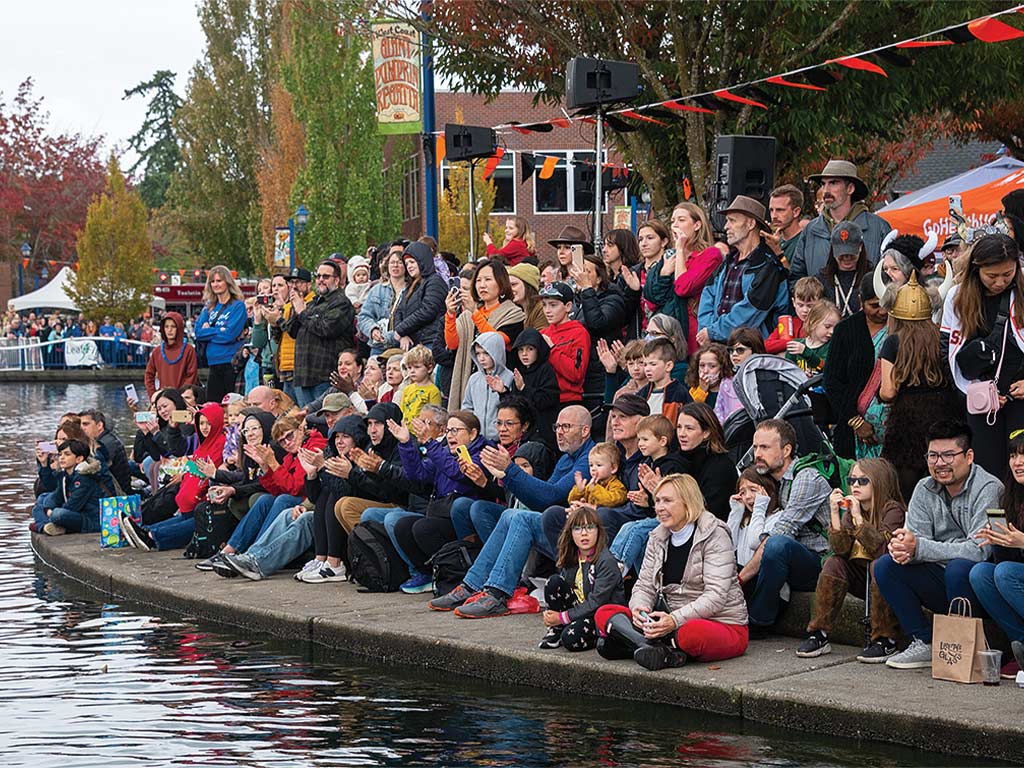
left=19, top=242, right=30, bottom=296
left=288, top=204, right=310, bottom=270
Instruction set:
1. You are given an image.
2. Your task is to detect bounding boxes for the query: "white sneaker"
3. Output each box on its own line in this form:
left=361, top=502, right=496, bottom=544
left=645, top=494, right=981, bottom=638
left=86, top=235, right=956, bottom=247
left=885, top=637, right=932, bottom=669
left=298, top=564, right=347, bottom=583
left=293, top=558, right=324, bottom=581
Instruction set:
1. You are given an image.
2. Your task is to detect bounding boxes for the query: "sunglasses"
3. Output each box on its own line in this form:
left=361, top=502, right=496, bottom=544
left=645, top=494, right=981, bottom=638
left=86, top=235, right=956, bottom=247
left=728, top=345, right=751, bottom=355
left=848, top=476, right=871, bottom=487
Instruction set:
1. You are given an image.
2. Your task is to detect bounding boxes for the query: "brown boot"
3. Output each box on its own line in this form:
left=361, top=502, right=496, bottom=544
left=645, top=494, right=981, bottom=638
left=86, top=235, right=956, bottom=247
left=868, top=582, right=901, bottom=643
left=806, top=573, right=848, bottom=634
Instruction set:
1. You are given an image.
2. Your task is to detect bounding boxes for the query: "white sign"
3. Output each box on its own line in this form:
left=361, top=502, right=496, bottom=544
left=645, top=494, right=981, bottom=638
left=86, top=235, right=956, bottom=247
left=65, top=339, right=103, bottom=368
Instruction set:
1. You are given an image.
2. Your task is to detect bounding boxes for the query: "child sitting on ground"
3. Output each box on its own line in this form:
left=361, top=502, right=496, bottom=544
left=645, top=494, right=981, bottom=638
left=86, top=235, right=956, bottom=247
left=786, top=300, right=840, bottom=376
left=538, top=506, right=624, bottom=651
left=462, top=331, right=515, bottom=443
left=631, top=415, right=688, bottom=510
left=567, top=441, right=629, bottom=510
left=40, top=438, right=110, bottom=536
left=727, top=467, right=783, bottom=591
left=765, top=276, right=823, bottom=354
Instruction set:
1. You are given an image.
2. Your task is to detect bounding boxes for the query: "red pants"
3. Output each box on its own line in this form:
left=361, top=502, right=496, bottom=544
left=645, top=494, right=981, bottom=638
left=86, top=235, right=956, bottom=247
left=595, top=605, right=749, bottom=662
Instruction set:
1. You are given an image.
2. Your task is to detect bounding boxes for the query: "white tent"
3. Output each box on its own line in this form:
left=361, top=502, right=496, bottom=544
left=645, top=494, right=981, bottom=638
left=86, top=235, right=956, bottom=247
left=9, top=266, right=166, bottom=312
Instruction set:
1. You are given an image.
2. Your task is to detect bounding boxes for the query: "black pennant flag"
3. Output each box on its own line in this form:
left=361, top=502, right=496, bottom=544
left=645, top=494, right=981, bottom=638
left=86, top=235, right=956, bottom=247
left=521, top=153, right=536, bottom=184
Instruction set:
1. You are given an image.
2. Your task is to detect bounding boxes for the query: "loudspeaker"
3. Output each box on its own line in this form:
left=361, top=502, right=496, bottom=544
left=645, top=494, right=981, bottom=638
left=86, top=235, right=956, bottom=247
left=444, top=124, right=497, bottom=162
left=565, top=57, right=640, bottom=110
left=708, top=135, right=777, bottom=231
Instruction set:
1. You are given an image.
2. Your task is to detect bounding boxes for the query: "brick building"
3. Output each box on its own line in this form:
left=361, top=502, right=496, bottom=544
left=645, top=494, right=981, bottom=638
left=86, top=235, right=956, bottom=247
left=391, top=91, right=628, bottom=259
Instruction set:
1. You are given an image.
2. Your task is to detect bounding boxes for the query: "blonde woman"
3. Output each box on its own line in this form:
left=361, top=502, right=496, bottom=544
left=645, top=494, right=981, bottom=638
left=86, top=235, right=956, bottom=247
left=195, top=265, right=247, bottom=403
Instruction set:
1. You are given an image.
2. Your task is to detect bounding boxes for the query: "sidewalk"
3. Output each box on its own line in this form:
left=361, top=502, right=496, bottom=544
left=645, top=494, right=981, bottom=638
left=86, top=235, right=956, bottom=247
left=32, top=534, right=1024, bottom=763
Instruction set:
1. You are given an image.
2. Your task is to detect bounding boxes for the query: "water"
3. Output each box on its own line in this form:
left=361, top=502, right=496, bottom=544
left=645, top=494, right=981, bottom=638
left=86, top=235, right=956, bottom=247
left=0, top=382, right=998, bottom=766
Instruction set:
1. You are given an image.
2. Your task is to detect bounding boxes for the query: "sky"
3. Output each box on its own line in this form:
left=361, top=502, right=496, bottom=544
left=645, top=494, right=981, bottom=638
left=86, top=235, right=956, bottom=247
left=0, top=1, right=206, bottom=163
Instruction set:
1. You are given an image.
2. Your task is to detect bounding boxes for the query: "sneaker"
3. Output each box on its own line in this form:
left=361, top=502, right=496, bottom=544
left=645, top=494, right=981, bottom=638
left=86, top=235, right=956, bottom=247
left=796, top=630, right=831, bottom=658
left=299, top=564, right=347, bottom=583
left=538, top=626, right=562, bottom=649
left=222, top=552, right=264, bottom=582
left=400, top=572, right=435, bottom=594
left=857, top=637, right=898, bottom=663
left=507, top=586, right=540, bottom=614
left=293, top=558, right=324, bottom=582
left=43, top=522, right=66, bottom=536
left=1001, top=658, right=1021, bottom=680
left=886, top=637, right=932, bottom=669
left=195, top=553, right=226, bottom=572
left=121, top=515, right=153, bottom=551
left=212, top=558, right=240, bottom=578
left=429, top=583, right=476, bottom=612
left=634, top=644, right=688, bottom=671
left=28, top=521, right=38, bottom=533
left=1013, top=640, right=1024, bottom=671
left=454, top=590, right=510, bottom=619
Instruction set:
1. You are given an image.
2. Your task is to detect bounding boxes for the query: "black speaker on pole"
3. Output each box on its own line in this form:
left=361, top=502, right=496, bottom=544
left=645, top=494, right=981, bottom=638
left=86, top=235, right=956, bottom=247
left=708, top=135, right=777, bottom=232
left=444, top=124, right=497, bottom=162
left=566, top=57, right=640, bottom=110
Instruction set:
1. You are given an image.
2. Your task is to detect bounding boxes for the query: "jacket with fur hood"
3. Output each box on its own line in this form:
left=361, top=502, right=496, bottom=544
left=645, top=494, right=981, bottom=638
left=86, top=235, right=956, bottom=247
left=510, top=328, right=560, bottom=447
left=145, top=312, right=198, bottom=400
left=392, top=242, right=448, bottom=347
left=53, top=456, right=111, bottom=520
left=462, top=331, right=515, bottom=442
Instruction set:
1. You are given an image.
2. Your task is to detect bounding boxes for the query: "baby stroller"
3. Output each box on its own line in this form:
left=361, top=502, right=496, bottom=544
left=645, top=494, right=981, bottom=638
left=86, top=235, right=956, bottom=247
left=723, top=355, right=831, bottom=468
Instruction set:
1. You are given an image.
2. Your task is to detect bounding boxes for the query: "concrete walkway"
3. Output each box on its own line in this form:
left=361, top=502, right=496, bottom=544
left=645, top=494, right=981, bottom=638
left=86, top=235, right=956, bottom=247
left=32, top=534, right=1024, bottom=763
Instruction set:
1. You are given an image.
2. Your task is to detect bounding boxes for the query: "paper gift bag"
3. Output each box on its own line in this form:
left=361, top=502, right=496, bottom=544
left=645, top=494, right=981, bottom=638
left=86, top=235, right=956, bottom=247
left=100, top=494, right=141, bottom=549
left=931, top=597, right=988, bottom=684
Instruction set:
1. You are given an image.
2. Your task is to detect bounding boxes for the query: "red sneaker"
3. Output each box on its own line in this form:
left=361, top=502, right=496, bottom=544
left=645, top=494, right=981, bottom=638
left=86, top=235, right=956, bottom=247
left=1001, top=658, right=1020, bottom=680
left=507, top=586, right=540, bottom=614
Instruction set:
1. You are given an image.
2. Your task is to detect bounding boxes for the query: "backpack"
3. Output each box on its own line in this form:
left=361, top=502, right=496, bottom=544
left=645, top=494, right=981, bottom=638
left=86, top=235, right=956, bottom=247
left=182, top=501, right=237, bottom=560
left=348, top=520, right=409, bottom=593
left=792, top=451, right=855, bottom=495
left=428, top=537, right=482, bottom=597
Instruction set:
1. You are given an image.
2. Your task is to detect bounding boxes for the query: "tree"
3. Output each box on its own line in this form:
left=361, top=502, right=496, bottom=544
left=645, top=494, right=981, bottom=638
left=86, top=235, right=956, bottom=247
left=439, top=161, right=496, bottom=262
left=256, top=81, right=306, bottom=271
left=68, top=156, right=154, bottom=321
left=0, top=79, right=106, bottom=268
left=123, top=70, right=182, bottom=209
left=384, top=1, right=1024, bottom=212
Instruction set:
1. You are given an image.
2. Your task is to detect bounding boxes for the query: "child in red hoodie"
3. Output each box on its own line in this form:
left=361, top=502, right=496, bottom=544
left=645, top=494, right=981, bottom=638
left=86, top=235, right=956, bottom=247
left=539, top=282, right=590, bottom=405
left=764, top=276, right=823, bottom=354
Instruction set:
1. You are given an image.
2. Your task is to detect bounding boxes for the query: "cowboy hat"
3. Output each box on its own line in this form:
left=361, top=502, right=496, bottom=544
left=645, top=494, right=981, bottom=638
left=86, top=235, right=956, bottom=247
left=547, top=225, right=595, bottom=254
left=721, top=195, right=770, bottom=233
left=808, top=159, right=869, bottom=202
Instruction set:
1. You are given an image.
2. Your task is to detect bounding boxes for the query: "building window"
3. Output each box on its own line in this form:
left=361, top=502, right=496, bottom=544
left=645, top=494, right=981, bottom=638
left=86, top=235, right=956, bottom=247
left=533, top=150, right=607, bottom=214
left=401, top=154, right=421, bottom=222
left=441, top=151, right=516, bottom=215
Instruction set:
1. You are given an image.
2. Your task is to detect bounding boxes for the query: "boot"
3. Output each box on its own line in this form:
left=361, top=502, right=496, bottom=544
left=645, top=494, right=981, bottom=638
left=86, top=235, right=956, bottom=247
left=806, top=572, right=848, bottom=634
left=597, top=612, right=650, bottom=660
left=634, top=644, right=688, bottom=671
left=869, top=582, right=901, bottom=643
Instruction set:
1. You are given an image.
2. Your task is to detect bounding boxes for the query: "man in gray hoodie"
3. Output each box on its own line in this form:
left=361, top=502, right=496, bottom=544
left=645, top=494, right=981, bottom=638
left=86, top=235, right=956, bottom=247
left=875, top=420, right=1000, bottom=670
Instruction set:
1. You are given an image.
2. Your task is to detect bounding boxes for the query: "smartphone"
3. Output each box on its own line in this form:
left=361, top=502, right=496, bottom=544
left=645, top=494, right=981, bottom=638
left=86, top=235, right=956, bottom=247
left=987, top=508, right=1008, bottom=530
left=135, top=412, right=156, bottom=424
left=256, top=294, right=275, bottom=307
left=570, top=244, right=585, bottom=271
left=171, top=409, right=192, bottom=424
left=448, top=277, right=461, bottom=292
left=124, top=383, right=138, bottom=403
left=638, top=610, right=651, bottom=624
left=456, top=444, right=472, bottom=465
left=37, top=441, right=57, bottom=454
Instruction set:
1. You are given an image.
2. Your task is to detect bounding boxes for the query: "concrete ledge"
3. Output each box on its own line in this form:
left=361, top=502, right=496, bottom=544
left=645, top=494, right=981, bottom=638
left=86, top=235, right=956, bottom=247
left=31, top=534, right=1024, bottom=763
left=0, top=369, right=144, bottom=383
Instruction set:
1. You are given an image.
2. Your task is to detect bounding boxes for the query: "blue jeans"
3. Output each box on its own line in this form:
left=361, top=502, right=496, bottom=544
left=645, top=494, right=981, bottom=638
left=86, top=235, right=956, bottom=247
left=610, top=518, right=660, bottom=574
left=33, top=490, right=59, bottom=531
left=147, top=513, right=196, bottom=551
left=361, top=507, right=422, bottom=573
left=874, top=555, right=980, bottom=642
left=294, top=382, right=330, bottom=408
left=249, top=510, right=315, bottom=577
left=50, top=506, right=101, bottom=534
left=971, top=561, right=1024, bottom=642
left=462, top=508, right=551, bottom=597
left=748, top=535, right=823, bottom=627
left=228, top=493, right=303, bottom=552
left=450, top=498, right=505, bottom=543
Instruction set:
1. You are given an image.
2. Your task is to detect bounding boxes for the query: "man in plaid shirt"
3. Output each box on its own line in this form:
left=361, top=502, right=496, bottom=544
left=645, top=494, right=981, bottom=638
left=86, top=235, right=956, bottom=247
left=739, top=418, right=832, bottom=637
left=285, top=259, right=354, bottom=408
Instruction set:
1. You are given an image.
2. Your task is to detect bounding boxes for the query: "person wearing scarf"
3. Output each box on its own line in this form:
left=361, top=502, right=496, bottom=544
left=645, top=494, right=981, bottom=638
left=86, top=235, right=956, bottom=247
left=144, top=312, right=198, bottom=401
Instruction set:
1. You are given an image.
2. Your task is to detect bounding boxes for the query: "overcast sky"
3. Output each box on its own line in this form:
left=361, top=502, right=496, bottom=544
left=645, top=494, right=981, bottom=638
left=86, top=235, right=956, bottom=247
left=0, top=1, right=205, bottom=160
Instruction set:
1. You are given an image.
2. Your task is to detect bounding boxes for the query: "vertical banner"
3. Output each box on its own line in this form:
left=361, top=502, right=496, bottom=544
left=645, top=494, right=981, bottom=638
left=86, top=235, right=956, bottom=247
left=613, top=206, right=632, bottom=230
left=372, top=20, right=422, bottom=135
left=274, top=227, right=292, bottom=270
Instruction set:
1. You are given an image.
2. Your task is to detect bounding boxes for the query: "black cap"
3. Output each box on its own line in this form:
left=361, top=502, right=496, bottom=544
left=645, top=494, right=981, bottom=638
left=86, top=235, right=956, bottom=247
left=287, top=267, right=313, bottom=282
left=605, top=393, right=650, bottom=417
left=538, top=281, right=574, bottom=304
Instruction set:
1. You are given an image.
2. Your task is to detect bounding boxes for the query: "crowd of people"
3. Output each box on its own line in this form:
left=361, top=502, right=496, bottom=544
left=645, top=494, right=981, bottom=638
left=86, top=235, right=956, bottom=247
left=28, top=158, right=1024, bottom=677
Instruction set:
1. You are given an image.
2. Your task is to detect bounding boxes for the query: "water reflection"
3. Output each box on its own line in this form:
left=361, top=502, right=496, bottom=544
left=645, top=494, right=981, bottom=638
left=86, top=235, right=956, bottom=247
left=0, top=383, right=996, bottom=766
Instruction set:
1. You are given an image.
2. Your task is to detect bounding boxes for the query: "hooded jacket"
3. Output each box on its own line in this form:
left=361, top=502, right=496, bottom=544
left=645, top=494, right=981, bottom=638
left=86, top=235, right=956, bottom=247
left=306, top=415, right=370, bottom=504
left=356, top=279, right=403, bottom=353
left=485, top=237, right=532, bottom=266
left=462, top=331, right=515, bottom=442
left=392, top=242, right=447, bottom=347
left=145, top=312, right=198, bottom=399
left=398, top=431, right=489, bottom=504
left=510, top=328, right=560, bottom=446
left=53, top=456, right=111, bottom=518
left=542, top=318, right=591, bottom=404
left=344, top=402, right=407, bottom=504
left=212, top=410, right=280, bottom=501
left=175, top=402, right=226, bottom=514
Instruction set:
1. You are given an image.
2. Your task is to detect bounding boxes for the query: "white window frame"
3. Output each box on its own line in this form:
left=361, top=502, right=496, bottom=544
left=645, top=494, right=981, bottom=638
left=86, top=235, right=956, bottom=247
left=532, top=149, right=608, bottom=215
left=440, top=150, right=517, bottom=216
left=400, top=153, right=421, bottom=222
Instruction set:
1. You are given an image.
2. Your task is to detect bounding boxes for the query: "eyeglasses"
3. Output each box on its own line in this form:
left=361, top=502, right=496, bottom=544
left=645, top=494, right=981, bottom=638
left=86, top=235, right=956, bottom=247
left=278, top=430, right=298, bottom=444
left=848, top=476, right=871, bottom=487
left=445, top=426, right=468, bottom=435
left=315, top=273, right=334, bottom=280
left=728, top=345, right=751, bottom=355
left=496, top=420, right=521, bottom=428
left=572, top=524, right=598, bottom=533
left=925, top=450, right=966, bottom=465
left=554, top=423, right=581, bottom=432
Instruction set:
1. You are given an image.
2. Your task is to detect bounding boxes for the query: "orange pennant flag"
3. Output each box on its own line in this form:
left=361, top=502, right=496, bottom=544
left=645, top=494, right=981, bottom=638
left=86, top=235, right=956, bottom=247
left=829, top=56, right=888, bottom=76
left=713, top=90, right=768, bottom=109
left=968, top=17, right=1024, bottom=43
left=435, top=134, right=446, bottom=166
left=482, top=148, right=506, bottom=180
left=538, top=156, right=559, bottom=180
left=550, top=118, right=571, bottom=128
left=766, top=75, right=827, bottom=92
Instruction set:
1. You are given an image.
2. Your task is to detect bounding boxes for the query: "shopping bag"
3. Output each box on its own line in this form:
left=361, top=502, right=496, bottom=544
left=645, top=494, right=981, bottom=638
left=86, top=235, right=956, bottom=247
left=100, top=494, right=142, bottom=549
left=931, top=597, right=988, bottom=684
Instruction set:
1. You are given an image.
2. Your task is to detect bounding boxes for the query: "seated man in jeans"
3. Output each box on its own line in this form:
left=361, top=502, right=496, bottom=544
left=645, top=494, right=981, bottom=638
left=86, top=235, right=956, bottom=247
left=876, top=419, right=999, bottom=670
left=429, top=405, right=595, bottom=618
left=744, top=418, right=832, bottom=637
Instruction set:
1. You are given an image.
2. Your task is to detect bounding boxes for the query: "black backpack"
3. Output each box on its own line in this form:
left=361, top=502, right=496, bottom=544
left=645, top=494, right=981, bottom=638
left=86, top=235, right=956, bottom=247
left=428, top=538, right=482, bottom=597
left=182, top=501, right=237, bottom=560
left=348, top=520, right=409, bottom=592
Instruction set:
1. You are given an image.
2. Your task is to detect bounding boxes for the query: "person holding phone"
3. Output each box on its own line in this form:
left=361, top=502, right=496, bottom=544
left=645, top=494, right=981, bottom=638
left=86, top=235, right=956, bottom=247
left=144, top=311, right=198, bottom=401
left=131, top=388, right=195, bottom=492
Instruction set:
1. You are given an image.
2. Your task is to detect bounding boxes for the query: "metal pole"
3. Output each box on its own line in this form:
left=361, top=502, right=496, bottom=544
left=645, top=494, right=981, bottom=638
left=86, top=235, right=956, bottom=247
left=420, top=9, right=438, bottom=240
left=593, top=107, right=604, bottom=248
left=467, top=160, right=477, bottom=262
left=288, top=217, right=296, bottom=271
left=17, top=263, right=23, bottom=297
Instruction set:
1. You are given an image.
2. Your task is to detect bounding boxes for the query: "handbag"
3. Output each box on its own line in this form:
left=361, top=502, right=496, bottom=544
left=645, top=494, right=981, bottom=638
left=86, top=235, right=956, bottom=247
left=965, top=311, right=1009, bottom=426
left=100, top=494, right=142, bottom=549
left=931, top=597, right=989, bottom=684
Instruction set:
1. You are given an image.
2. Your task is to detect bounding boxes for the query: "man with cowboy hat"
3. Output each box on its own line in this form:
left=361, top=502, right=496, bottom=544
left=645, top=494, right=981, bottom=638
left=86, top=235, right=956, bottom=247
left=697, top=195, right=789, bottom=344
left=789, top=159, right=890, bottom=293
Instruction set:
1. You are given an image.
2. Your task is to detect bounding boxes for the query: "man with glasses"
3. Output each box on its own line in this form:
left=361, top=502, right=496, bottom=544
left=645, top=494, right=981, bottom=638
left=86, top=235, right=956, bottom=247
left=875, top=419, right=1000, bottom=670
left=285, top=259, right=354, bottom=408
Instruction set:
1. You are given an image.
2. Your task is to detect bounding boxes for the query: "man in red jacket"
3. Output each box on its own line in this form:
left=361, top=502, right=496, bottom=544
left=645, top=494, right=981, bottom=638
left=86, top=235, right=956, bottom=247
left=539, top=282, right=590, bottom=407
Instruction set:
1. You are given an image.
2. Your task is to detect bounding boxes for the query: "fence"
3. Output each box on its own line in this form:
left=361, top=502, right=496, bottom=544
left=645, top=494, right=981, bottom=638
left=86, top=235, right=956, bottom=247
left=0, top=336, right=157, bottom=371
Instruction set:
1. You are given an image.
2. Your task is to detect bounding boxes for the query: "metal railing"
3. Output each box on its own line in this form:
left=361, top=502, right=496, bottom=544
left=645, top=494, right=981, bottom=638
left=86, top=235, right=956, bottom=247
left=0, top=336, right=157, bottom=370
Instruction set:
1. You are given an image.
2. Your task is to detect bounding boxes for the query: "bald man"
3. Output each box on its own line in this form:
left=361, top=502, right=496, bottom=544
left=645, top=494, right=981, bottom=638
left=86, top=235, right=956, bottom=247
left=246, top=386, right=284, bottom=417
left=430, top=406, right=596, bottom=618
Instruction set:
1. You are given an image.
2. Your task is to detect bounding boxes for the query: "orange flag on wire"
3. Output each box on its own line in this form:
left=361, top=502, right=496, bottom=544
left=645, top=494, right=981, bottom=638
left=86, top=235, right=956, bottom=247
left=482, top=148, right=506, bottom=180
left=539, top=156, right=559, bottom=180
left=436, top=134, right=446, bottom=166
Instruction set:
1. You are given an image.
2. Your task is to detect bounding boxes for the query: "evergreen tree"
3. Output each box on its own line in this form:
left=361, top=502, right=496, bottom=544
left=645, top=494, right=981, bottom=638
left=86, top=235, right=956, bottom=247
left=123, top=70, right=182, bottom=209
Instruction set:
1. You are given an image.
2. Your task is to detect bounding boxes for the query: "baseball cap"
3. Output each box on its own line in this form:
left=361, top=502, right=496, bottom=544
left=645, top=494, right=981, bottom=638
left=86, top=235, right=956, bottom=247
left=287, top=267, right=313, bottom=282
left=538, top=281, right=574, bottom=304
left=605, top=393, right=650, bottom=417
left=831, top=221, right=864, bottom=257
left=317, top=392, right=353, bottom=414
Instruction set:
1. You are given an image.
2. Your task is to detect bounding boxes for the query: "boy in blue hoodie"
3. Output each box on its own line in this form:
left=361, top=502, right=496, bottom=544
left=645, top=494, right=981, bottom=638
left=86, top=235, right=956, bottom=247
left=40, top=438, right=110, bottom=536
left=461, top=331, right=514, bottom=443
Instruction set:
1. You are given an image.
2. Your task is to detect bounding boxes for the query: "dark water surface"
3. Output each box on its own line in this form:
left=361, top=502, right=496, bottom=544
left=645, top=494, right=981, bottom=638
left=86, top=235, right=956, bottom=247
left=0, top=383, right=998, bottom=767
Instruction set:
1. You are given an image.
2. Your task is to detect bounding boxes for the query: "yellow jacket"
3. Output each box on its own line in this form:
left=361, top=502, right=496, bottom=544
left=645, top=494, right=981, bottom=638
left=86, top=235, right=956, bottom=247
left=568, top=476, right=628, bottom=508
left=277, top=290, right=315, bottom=372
